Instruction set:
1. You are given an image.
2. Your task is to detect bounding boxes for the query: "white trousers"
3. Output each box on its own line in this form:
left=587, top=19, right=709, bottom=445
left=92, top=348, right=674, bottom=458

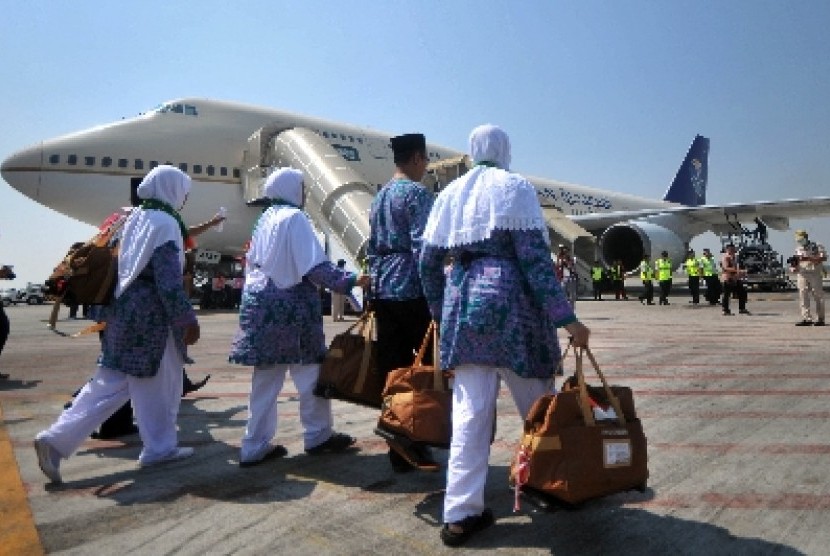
left=37, top=332, right=184, bottom=464
left=241, top=363, right=333, bottom=461
left=443, top=365, right=553, bottom=523
left=797, top=270, right=825, bottom=321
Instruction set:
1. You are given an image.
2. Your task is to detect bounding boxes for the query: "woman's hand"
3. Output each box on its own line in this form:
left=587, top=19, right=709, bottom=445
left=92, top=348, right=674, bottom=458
left=564, top=321, right=590, bottom=348
left=355, top=274, right=371, bottom=288
left=183, top=323, right=201, bottom=345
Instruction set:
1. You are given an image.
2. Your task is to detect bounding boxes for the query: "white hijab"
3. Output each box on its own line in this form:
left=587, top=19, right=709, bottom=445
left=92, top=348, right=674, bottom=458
left=116, top=165, right=191, bottom=297
left=423, top=124, right=549, bottom=248
left=245, top=168, right=328, bottom=290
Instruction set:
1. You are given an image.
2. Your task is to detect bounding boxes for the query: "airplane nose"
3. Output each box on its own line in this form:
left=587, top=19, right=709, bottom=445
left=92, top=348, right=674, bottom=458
left=1, top=143, right=43, bottom=197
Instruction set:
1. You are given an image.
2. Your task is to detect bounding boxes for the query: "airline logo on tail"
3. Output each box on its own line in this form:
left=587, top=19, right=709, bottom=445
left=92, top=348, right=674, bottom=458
left=663, top=135, right=709, bottom=207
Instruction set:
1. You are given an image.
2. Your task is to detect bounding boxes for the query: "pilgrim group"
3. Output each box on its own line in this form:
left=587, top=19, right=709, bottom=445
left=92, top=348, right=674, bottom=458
left=33, top=125, right=590, bottom=546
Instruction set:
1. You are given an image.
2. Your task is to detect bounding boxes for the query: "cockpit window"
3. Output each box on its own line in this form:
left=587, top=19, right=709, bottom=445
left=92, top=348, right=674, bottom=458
left=153, top=102, right=198, bottom=116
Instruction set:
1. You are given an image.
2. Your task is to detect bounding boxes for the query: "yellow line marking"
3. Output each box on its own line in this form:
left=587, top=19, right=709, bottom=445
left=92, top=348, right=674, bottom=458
left=0, top=402, right=44, bottom=555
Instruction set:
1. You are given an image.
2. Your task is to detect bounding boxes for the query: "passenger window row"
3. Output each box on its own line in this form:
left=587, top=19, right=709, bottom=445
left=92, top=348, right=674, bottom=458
left=47, top=154, right=241, bottom=179
left=313, top=130, right=440, bottom=160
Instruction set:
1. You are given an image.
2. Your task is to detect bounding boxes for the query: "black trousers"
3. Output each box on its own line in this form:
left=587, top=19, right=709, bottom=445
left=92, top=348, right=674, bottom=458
left=721, top=280, right=747, bottom=313
left=0, top=304, right=8, bottom=357
left=658, top=279, right=672, bottom=305
left=592, top=280, right=603, bottom=300
left=704, top=276, right=721, bottom=304
left=640, top=280, right=654, bottom=303
left=373, top=296, right=433, bottom=375
left=688, top=276, right=701, bottom=304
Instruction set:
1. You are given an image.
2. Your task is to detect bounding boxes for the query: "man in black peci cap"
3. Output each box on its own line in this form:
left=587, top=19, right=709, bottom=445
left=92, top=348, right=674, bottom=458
left=368, top=133, right=438, bottom=472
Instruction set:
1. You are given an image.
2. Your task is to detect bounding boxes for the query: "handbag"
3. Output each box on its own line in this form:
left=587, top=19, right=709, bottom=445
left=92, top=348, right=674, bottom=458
left=510, top=347, right=648, bottom=508
left=313, top=311, right=385, bottom=408
left=375, top=321, right=452, bottom=448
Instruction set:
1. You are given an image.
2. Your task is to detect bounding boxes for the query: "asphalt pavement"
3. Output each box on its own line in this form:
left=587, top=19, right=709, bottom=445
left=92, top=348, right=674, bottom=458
left=1, top=286, right=829, bottom=555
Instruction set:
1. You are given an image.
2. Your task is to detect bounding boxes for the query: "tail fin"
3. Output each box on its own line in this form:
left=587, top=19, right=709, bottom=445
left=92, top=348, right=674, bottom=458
left=663, top=134, right=709, bottom=206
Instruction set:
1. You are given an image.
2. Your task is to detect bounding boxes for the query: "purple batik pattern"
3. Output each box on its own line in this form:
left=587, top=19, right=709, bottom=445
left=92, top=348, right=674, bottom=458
left=419, top=228, right=576, bottom=379
left=367, top=178, right=433, bottom=300
left=100, top=241, right=197, bottom=377
left=229, top=262, right=356, bottom=367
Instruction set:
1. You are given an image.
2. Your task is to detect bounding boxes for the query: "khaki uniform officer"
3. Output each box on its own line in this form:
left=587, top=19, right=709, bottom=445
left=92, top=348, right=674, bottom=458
left=791, top=230, right=826, bottom=326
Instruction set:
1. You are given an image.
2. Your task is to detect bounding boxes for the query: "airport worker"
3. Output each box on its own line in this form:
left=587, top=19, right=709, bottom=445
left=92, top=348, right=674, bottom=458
left=610, top=259, right=627, bottom=300
left=790, top=230, right=826, bottom=326
left=555, top=245, right=577, bottom=306
left=0, top=262, right=12, bottom=379
left=34, top=165, right=201, bottom=483
left=367, top=132, right=438, bottom=472
left=655, top=251, right=673, bottom=305
left=590, top=260, right=604, bottom=300
left=699, top=248, right=721, bottom=305
left=634, top=253, right=655, bottom=305
left=331, top=259, right=347, bottom=321
left=684, top=249, right=703, bottom=304
left=720, top=243, right=749, bottom=316
left=229, top=168, right=367, bottom=466
left=419, top=124, right=591, bottom=547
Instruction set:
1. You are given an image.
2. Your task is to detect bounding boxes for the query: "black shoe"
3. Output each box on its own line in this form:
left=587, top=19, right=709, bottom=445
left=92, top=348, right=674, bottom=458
left=795, top=320, right=813, bottom=326
left=389, top=449, right=414, bottom=473
left=814, top=320, right=826, bottom=326
left=646, top=302, right=655, bottom=305
left=723, top=310, right=732, bottom=316
left=239, top=445, right=288, bottom=467
left=183, top=373, right=211, bottom=396
left=305, top=432, right=357, bottom=455
left=441, top=508, right=495, bottom=547
left=739, top=309, right=751, bottom=315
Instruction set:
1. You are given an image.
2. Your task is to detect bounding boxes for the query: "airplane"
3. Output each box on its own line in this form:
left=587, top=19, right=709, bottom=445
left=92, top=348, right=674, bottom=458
left=3, top=97, right=830, bottom=276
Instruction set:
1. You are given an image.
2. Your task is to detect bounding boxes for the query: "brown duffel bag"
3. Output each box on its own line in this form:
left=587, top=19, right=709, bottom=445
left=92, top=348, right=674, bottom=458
left=313, top=311, right=384, bottom=409
left=375, top=321, right=452, bottom=448
left=510, top=347, right=648, bottom=507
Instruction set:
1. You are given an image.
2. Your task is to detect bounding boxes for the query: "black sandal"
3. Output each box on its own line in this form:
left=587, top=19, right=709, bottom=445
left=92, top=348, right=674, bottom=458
left=440, top=508, right=494, bottom=547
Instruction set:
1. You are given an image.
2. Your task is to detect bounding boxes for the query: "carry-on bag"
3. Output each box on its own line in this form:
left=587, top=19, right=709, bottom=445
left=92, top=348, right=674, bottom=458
left=510, top=347, right=648, bottom=507
left=374, top=321, right=452, bottom=448
left=314, top=311, right=384, bottom=409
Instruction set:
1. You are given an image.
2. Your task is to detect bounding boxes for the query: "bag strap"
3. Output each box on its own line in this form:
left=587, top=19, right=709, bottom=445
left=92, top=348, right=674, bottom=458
left=352, top=311, right=375, bottom=394
left=411, top=321, right=445, bottom=391
left=575, top=347, right=627, bottom=426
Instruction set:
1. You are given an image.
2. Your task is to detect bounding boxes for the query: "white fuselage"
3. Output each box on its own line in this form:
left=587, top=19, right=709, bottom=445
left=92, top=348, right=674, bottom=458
left=1, top=97, right=672, bottom=256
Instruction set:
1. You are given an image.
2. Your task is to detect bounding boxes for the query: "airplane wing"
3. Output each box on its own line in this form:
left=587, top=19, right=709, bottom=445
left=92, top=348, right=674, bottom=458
left=570, top=197, right=830, bottom=234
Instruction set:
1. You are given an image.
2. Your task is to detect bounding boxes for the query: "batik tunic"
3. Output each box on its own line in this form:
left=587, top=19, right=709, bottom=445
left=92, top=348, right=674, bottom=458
left=367, top=178, right=433, bottom=300
left=419, top=228, right=576, bottom=379
left=229, top=263, right=355, bottom=366
left=100, top=241, right=196, bottom=377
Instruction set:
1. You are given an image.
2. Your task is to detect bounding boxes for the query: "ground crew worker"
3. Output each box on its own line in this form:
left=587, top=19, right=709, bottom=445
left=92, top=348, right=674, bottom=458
left=655, top=251, right=673, bottom=305
left=634, top=254, right=655, bottom=305
left=699, top=248, right=721, bottom=305
left=590, top=261, right=604, bottom=300
left=684, top=249, right=703, bottom=304
left=610, top=259, right=627, bottom=300
left=791, top=230, right=826, bottom=326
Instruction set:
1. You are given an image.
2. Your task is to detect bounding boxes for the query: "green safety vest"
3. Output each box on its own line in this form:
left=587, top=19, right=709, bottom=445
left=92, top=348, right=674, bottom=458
left=685, top=258, right=701, bottom=277
left=640, top=260, right=654, bottom=281
left=591, top=266, right=603, bottom=280
left=655, top=258, right=672, bottom=281
left=698, top=256, right=715, bottom=277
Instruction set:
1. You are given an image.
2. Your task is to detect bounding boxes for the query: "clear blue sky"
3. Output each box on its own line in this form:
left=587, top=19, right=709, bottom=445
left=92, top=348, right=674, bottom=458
left=2, top=1, right=829, bottom=287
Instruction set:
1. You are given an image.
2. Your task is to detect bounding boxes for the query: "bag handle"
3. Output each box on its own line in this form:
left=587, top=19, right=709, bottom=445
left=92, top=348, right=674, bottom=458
left=411, top=321, right=444, bottom=391
left=574, top=347, right=627, bottom=427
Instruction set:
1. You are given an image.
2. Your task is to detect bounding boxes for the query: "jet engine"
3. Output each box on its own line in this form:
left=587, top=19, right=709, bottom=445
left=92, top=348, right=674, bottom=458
left=599, top=221, right=686, bottom=271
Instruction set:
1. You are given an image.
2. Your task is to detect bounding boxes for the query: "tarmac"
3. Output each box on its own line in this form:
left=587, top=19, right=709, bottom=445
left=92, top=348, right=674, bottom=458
left=1, top=284, right=830, bottom=555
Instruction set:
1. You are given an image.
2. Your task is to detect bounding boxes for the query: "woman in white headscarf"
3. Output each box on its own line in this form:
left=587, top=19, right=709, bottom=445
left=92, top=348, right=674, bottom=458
left=34, top=165, right=201, bottom=483
left=419, top=125, right=591, bottom=546
left=229, top=167, right=369, bottom=466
